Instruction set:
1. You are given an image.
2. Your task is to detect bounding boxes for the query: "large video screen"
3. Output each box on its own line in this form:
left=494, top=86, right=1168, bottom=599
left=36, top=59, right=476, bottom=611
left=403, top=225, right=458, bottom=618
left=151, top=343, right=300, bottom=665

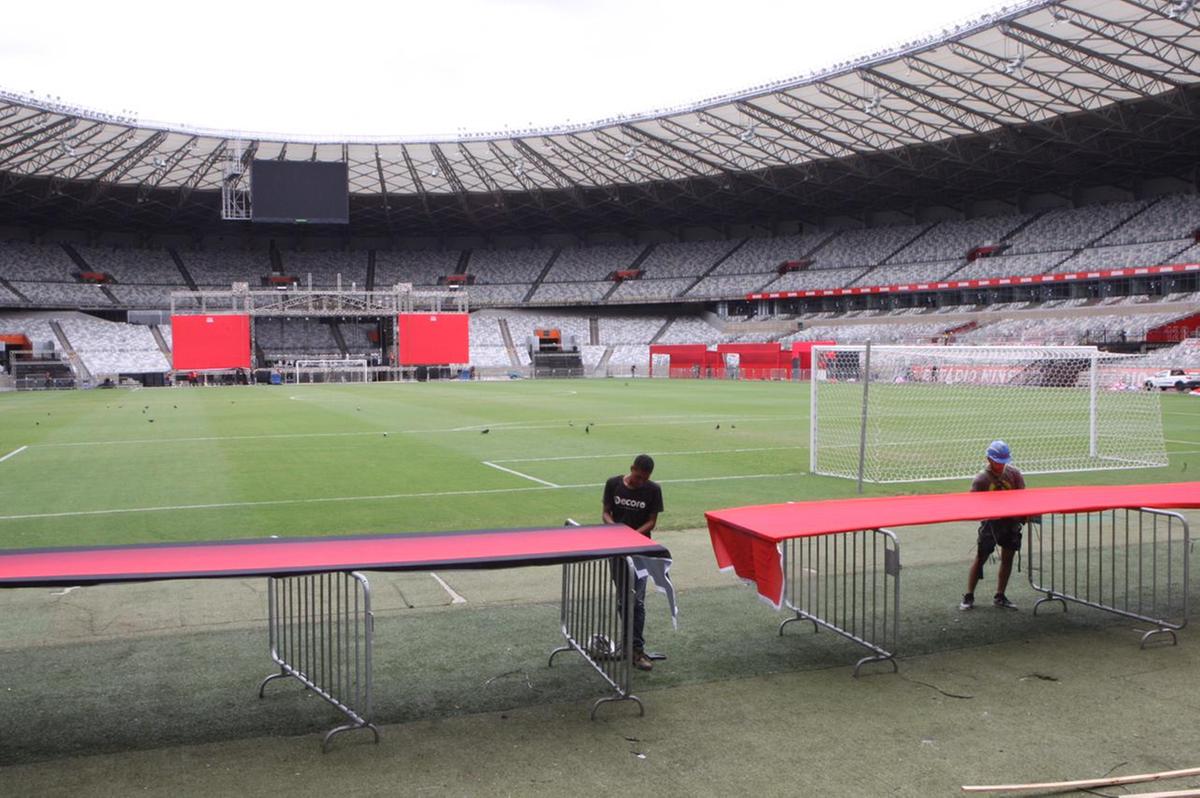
left=397, top=314, right=469, bottom=365
left=171, top=314, right=251, bottom=371
left=250, top=160, right=349, bottom=224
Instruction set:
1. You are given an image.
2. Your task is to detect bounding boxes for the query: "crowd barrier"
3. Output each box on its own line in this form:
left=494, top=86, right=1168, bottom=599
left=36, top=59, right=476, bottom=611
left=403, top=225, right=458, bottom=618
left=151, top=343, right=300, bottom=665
left=779, top=528, right=901, bottom=676
left=1028, top=507, right=1189, bottom=646
left=0, top=525, right=669, bottom=751
left=707, top=482, right=1199, bottom=675
left=259, top=571, right=377, bottom=750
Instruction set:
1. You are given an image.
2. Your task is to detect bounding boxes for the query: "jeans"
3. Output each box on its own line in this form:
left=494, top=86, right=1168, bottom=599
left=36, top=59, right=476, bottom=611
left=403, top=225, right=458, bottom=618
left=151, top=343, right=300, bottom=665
left=612, top=558, right=648, bottom=652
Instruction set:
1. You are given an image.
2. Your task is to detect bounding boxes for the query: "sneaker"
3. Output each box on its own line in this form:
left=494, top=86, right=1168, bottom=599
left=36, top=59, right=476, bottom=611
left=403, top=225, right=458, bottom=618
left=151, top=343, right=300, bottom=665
left=958, top=593, right=975, bottom=611
left=993, top=593, right=1017, bottom=610
left=632, top=650, right=653, bottom=672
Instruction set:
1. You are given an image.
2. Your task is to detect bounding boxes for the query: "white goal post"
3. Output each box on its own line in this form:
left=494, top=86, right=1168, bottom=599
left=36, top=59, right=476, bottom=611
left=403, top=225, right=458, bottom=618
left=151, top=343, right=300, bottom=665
left=810, top=344, right=1167, bottom=484
left=294, top=358, right=369, bottom=384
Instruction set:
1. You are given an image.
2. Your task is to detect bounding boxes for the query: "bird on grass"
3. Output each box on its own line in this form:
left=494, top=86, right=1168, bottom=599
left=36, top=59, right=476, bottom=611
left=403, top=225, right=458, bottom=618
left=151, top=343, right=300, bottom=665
left=715, top=424, right=720, bottom=430
left=481, top=428, right=490, bottom=434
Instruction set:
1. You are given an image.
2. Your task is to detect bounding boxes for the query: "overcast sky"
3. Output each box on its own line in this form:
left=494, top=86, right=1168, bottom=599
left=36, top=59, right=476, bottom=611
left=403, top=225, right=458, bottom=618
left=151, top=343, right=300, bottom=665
left=1, top=0, right=1010, bottom=138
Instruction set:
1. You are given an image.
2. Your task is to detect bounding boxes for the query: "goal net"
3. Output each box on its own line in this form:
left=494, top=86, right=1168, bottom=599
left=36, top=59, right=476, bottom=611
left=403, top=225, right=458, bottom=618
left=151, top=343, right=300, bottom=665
left=811, top=345, right=1167, bottom=484
left=295, top=359, right=369, bottom=384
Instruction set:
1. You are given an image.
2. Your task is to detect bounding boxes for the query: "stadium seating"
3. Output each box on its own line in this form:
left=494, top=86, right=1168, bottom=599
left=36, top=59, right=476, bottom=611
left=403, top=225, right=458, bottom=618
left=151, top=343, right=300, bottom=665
left=814, top=225, right=927, bottom=269
left=254, top=318, right=342, bottom=357
left=373, top=250, right=457, bottom=288
left=183, top=250, right=269, bottom=288
left=637, top=240, right=737, bottom=278
left=1004, top=201, right=1149, bottom=254
left=0, top=242, right=78, bottom=281
left=280, top=250, right=368, bottom=287
left=469, top=248, right=554, bottom=284
left=528, top=281, right=609, bottom=304
left=543, top=243, right=645, bottom=282
left=55, top=314, right=169, bottom=375
left=887, top=215, right=1027, bottom=263
left=608, top=277, right=693, bottom=301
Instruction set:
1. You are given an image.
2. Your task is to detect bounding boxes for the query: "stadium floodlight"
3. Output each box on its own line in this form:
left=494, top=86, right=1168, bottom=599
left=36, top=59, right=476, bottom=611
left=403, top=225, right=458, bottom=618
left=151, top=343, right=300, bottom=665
left=810, top=344, right=1167, bottom=485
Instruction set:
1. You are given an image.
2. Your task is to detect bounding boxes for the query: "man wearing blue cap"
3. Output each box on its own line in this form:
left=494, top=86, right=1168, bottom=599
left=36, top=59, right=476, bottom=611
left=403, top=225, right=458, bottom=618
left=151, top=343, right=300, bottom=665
left=960, top=440, right=1025, bottom=611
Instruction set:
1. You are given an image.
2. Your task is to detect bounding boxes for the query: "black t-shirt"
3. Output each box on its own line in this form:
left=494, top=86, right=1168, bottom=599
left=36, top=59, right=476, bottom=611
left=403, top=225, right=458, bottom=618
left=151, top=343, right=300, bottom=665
left=603, top=475, right=664, bottom=535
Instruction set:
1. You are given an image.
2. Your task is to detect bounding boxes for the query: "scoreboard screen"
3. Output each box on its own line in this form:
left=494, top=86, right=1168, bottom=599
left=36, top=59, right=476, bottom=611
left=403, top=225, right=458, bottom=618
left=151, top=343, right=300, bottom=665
left=250, top=160, right=349, bottom=224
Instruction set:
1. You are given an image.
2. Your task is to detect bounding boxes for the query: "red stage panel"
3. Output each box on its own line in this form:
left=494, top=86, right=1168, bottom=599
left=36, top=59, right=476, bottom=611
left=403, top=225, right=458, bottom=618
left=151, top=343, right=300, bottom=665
left=171, top=314, right=251, bottom=371
left=0, top=526, right=670, bottom=588
left=706, top=482, right=1200, bottom=607
left=398, top=313, right=469, bottom=365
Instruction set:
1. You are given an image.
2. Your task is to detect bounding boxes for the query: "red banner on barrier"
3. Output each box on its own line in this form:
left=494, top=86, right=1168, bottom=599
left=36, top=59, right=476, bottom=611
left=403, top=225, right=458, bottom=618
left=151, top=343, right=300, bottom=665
left=397, top=313, right=469, bottom=365
left=171, top=314, right=251, bottom=371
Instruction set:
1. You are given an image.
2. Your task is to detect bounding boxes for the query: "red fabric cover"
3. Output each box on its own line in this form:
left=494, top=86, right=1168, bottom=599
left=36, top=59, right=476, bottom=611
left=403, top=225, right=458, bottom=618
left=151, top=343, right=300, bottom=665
left=171, top=314, right=252, bottom=371
left=0, top=526, right=668, bottom=588
left=707, top=482, right=1200, bottom=607
left=397, top=313, right=469, bottom=365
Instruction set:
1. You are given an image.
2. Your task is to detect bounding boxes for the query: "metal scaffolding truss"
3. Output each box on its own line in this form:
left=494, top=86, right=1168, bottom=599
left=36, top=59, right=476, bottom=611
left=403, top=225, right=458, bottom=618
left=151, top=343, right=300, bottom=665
left=1, top=0, right=1199, bottom=236
left=170, top=287, right=468, bottom=317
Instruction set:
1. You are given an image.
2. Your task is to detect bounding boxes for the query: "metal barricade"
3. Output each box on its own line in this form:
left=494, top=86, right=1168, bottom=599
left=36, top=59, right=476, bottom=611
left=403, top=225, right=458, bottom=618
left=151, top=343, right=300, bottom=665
left=779, top=528, right=901, bottom=676
left=548, top=555, right=642, bottom=718
left=258, top=571, right=379, bottom=751
left=1027, top=507, right=1190, bottom=647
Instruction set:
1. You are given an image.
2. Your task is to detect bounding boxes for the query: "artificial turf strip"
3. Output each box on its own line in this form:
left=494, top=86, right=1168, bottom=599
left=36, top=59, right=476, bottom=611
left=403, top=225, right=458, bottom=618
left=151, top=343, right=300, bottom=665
left=1, top=551, right=1191, bottom=767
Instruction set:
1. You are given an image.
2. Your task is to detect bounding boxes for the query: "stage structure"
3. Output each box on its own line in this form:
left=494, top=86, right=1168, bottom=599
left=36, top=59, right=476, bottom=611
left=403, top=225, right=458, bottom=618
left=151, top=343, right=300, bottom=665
left=169, top=283, right=468, bottom=380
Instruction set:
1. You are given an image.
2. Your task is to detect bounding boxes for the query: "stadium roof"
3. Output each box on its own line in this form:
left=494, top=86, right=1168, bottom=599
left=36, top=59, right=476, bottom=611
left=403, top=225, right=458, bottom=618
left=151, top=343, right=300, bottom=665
left=2, top=0, right=1199, bottom=237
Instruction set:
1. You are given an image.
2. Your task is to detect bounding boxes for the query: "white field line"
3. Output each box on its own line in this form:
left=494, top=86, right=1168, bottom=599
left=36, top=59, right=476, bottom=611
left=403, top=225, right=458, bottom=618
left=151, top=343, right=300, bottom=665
left=482, top=461, right=561, bottom=488
left=430, top=573, right=467, bottom=604
left=1166, top=438, right=1200, bottom=446
left=491, top=445, right=806, bottom=464
left=0, top=445, right=28, bottom=464
left=0, top=472, right=803, bottom=522
left=31, top=413, right=805, bottom=449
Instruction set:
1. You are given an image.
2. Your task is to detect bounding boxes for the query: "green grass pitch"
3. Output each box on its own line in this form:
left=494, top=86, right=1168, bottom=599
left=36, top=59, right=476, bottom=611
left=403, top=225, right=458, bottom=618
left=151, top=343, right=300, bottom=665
left=1, top=379, right=1197, bottom=549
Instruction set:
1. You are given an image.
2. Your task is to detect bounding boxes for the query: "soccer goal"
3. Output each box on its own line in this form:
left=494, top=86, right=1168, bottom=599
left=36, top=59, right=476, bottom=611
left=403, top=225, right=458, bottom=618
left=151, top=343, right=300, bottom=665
left=810, top=344, right=1167, bottom=484
left=295, top=359, right=369, bottom=384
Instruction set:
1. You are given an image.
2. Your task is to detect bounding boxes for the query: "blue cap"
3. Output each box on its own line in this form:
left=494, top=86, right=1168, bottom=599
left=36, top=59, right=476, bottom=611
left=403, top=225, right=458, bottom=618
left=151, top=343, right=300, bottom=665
left=986, top=440, right=1012, bottom=464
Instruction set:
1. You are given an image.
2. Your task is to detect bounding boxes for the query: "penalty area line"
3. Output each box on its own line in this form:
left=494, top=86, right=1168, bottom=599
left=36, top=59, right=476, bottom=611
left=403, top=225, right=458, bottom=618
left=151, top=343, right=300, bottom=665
left=0, top=472, right=804, bottom=522
left=481, top=461, right=561, bottom=488
left=0, top=445, right=28, bottom=464
left=430, top=573, right=467, bottom=604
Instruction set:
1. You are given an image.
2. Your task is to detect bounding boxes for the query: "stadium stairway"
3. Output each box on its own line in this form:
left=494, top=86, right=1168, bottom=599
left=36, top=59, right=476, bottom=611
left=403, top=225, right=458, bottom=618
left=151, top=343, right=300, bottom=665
left=168, top=248, right=199, bottom=291
left=150, top=324, right=171, bottom=358
left=48, top=319, right=91, bottom=384
left=677, top=238, right=749, bottom=298
left=521, top=249, right=562, bottom=304
left=59, top=243, right=92, bottom=274
left=366, top=251, right=376, bottom=291
left=879, top=222, right=938, bottom=265
left=0, top=277, right=30, bottom=303
left=329, top=322, right=349, bottom=357
left=649, top=317, right=675, bottom=344
left=498, top=317, right=521, bottom=367
left=594, top=345, right=614, bottom=375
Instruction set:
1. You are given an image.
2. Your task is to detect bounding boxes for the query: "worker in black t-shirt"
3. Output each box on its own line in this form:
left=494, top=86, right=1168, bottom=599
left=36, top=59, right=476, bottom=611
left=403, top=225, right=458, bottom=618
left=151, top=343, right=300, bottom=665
left=602, top=454, right=664, bottom=672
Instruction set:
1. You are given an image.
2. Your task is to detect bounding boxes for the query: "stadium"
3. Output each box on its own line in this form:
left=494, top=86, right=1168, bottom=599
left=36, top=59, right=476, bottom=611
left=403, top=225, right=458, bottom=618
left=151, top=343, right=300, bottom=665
left=1, top=0, right=1200, bottom=795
